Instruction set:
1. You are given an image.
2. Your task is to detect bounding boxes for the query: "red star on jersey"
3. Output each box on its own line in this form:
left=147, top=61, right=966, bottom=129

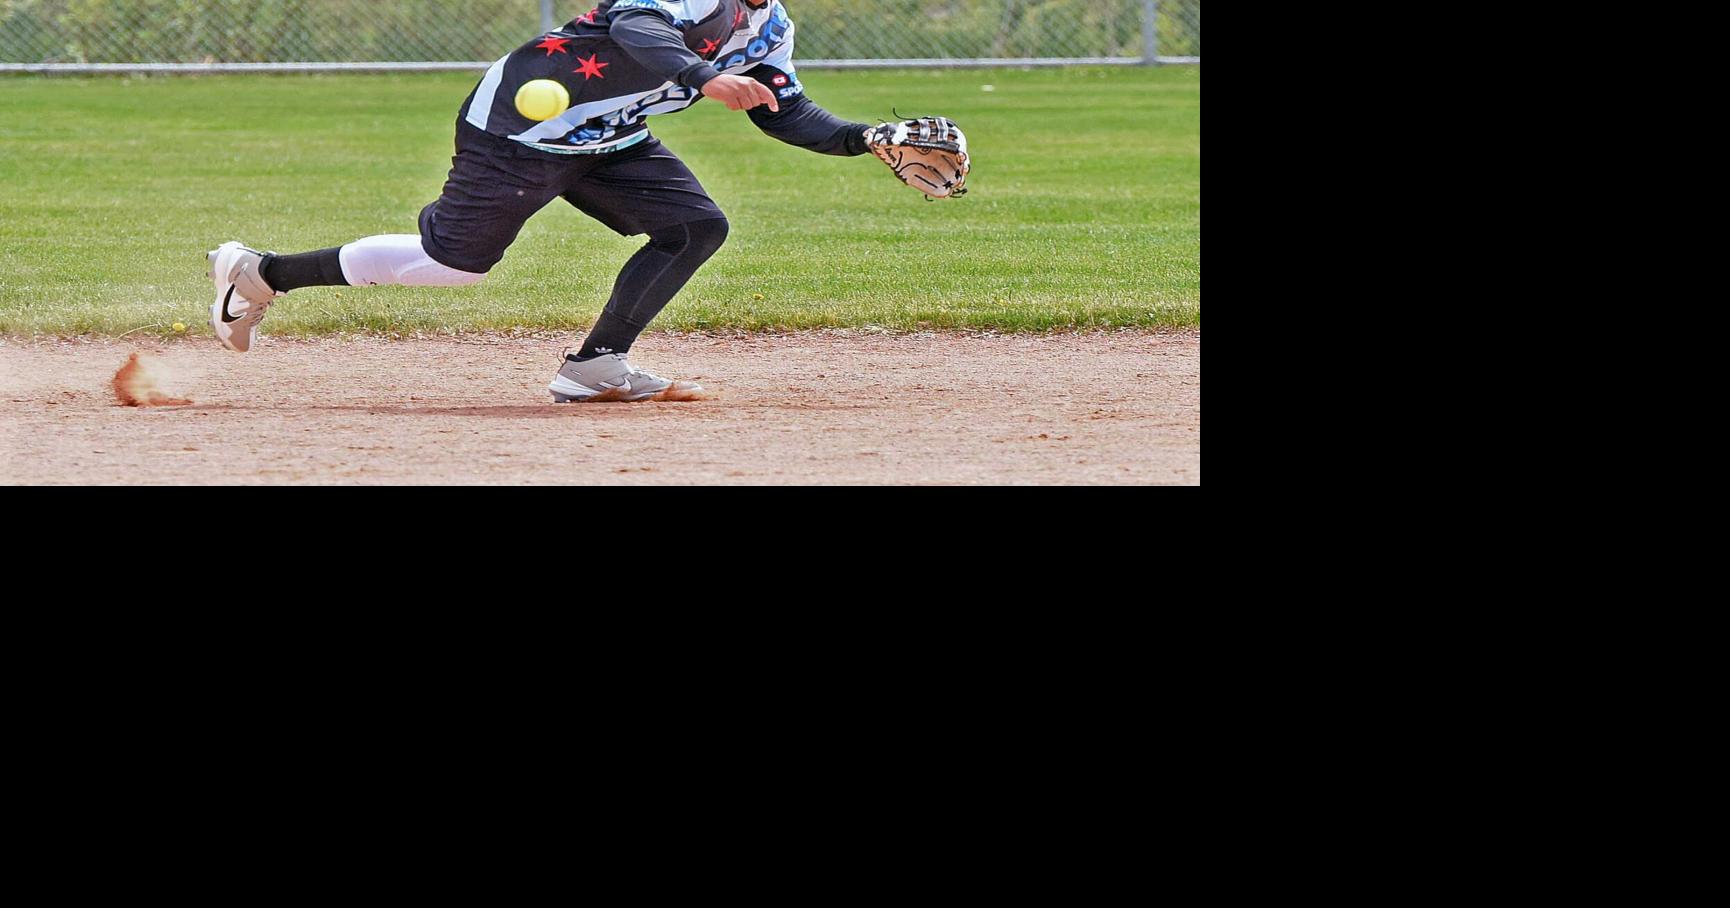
left=697, top=38, right=720, bottom=56
left=573, top=53, right=609, bottom=79
left=535, top=36, right=571, bottom=56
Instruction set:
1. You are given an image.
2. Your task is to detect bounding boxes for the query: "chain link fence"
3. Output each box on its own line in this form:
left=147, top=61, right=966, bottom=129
left=2, top=0, right=1199, bottom=71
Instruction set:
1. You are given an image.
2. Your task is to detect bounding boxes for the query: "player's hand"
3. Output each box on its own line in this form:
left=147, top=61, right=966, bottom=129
left=702, top=75, right=779, bottom=113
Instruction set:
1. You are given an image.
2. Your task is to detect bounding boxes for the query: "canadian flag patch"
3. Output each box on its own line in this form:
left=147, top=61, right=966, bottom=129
left=772, top=74, right=788, bottom=86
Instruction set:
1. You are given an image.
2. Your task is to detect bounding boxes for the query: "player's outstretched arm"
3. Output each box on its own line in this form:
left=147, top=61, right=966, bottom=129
left=748, top=92, right=870, bottom=156
left=740, top=64, right=870, bottom=156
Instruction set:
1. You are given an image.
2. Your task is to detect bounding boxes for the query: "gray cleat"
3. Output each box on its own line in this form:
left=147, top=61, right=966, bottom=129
left=207, top=241, right=282, bottom=353
left=548, top=352, right=702, bottom=403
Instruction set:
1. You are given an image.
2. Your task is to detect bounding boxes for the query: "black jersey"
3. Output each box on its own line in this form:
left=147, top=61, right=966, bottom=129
left=458, top=1, right=799, bottom=155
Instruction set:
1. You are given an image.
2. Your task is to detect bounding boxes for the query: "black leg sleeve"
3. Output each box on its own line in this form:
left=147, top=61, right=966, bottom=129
left=577, top=217, right=729, bottom=358
left=260, top=248, right=349, bottom=292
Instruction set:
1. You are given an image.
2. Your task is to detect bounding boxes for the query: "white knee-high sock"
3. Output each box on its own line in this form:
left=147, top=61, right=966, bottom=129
left=338, top=235, right=487, bottom=287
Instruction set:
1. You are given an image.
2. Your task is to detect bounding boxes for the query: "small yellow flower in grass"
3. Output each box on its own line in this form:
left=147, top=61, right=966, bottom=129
left=753, top=293, right=765, bottom=301
left=172, top=322, right=187, bottom=333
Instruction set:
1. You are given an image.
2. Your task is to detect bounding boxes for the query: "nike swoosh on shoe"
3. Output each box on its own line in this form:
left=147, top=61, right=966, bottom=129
left=221, top=285, right=244, bottom=323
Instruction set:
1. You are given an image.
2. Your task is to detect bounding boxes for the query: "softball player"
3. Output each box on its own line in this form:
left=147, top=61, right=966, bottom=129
left=208, top=0, right=879, bottom=402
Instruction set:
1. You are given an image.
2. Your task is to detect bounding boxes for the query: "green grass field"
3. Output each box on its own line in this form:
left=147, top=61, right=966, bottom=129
left=0, top=66, right=1198, bottom=337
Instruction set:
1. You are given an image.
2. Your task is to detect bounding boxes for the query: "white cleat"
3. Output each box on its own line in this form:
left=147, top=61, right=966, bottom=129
left=207, top=241, right=282, bottom=353
left=548, top=352, right=703, bottom=403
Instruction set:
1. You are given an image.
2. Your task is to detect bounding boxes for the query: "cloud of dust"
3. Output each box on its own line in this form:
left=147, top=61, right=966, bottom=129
left=111, top=352, right=192, bottom=407
left=650, top=382, right=707, bottom=402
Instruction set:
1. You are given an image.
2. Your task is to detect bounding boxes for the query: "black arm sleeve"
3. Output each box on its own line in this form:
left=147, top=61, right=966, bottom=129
left=609, top=9, right=722, bottom=91
left=747, top=93, right=871, bottom=156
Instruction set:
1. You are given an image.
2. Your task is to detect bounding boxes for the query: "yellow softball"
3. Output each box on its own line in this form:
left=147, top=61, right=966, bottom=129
left=515, top=79, right=571, bottom=121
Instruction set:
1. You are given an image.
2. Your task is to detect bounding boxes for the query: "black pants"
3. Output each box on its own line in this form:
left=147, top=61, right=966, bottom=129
left=418, top=119, right=725, bottom=274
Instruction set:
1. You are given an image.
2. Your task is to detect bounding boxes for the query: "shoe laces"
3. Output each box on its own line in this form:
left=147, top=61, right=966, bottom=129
left=625, top=362, right=669, bottom=383
left=232, top=294, right=273, bottom=323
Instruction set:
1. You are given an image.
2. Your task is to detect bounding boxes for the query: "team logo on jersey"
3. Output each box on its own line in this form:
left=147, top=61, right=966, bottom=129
left=536, top=36, right=571, bottom=56
left=716, top=4, right=790, bottom=70
left=610, top=84, right=699, bottom=129
left=772, top=74, right=787, bottom=86
left=573, top=53, right=610, bottom=79
left=698, top=38, right=720, bottom=56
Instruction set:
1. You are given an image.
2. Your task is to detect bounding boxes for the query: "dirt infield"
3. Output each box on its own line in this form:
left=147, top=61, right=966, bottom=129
left=1, top=331, right=1199, bottom=485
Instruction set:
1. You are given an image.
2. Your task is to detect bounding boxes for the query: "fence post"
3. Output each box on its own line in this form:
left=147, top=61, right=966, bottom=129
left=541, top=0, right=556, bottom=33
left=1141, top=0, right=1159, bottom=65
